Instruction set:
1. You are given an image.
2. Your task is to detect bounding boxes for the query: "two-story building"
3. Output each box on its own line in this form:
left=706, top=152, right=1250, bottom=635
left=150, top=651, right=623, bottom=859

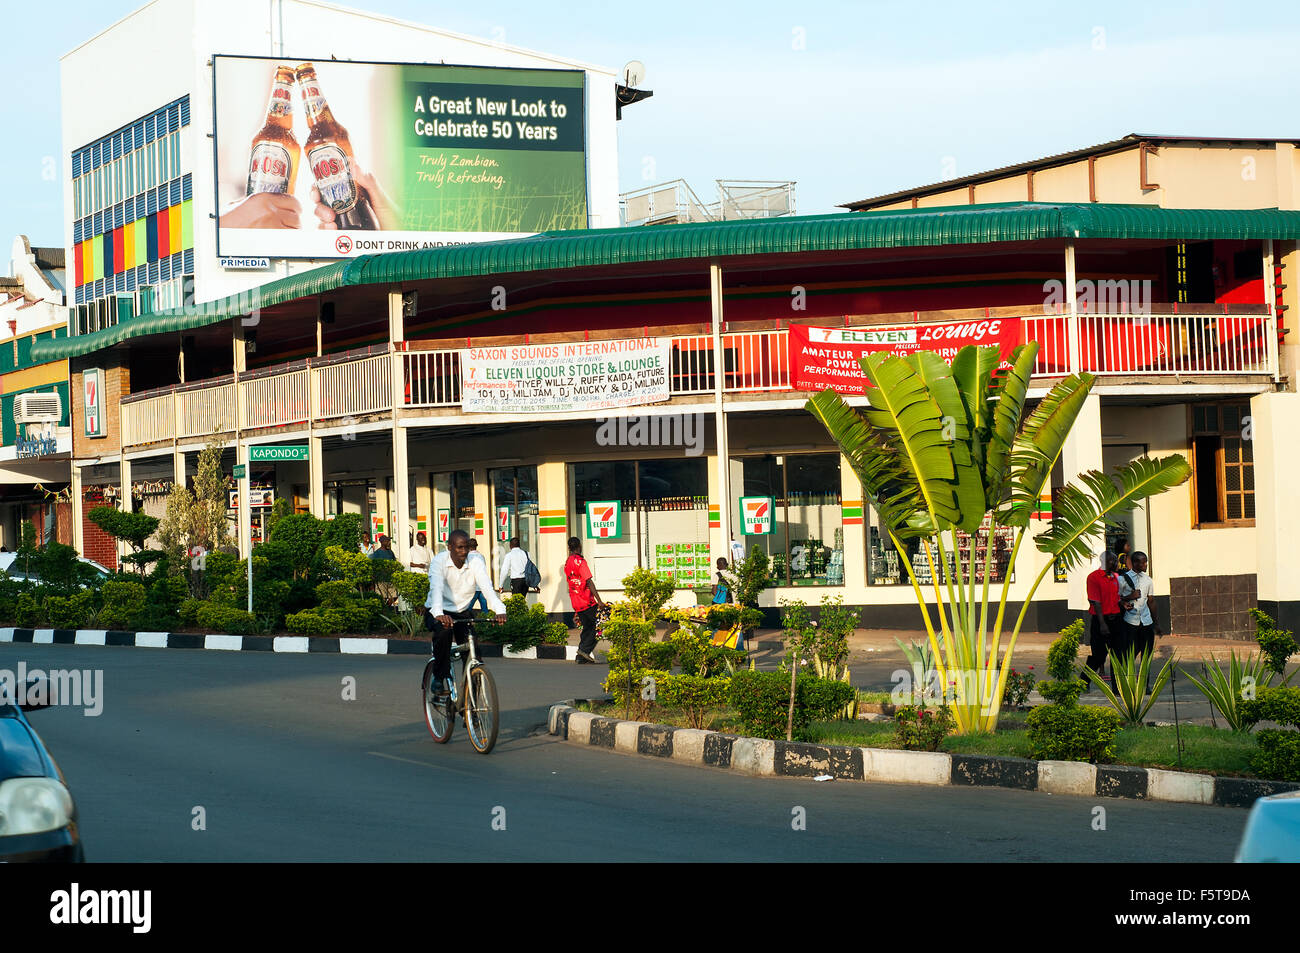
left=48, top=3, right=1300, bottom=636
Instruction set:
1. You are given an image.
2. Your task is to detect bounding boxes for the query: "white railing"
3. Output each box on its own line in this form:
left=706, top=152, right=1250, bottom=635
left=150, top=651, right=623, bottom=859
left=315, top=353, right=392, bottom=420
left=404, top=349, right=461, bottom=407
left=122, top=391, right=176, bottom=445
left=1020, top=311, right=1275, bottom=376
left=178, top=381, right=235, bottom=438
left=242, top=367, right=309, bottom=429
left=123, top=312, right=1278, bottom=448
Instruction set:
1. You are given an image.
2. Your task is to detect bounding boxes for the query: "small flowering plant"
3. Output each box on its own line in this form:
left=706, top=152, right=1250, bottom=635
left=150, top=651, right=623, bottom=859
left=894, top=703, right=956, bottom=751
left=1002, top=666, right=1037, bottom=710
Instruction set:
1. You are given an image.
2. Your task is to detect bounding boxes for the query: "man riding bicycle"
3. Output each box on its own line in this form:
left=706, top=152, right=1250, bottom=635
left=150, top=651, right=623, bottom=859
left=425, top=530, right=507, bottom=699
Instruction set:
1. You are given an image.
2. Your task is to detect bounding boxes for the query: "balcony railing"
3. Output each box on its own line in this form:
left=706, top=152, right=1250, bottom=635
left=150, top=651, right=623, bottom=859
left=120, top=309, right=1277, bottom=448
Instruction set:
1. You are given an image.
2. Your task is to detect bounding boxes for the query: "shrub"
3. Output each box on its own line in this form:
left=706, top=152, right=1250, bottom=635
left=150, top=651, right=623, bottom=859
left=620, top=567, right=675, bottom=620
left=321, top=512, right=364, bottom=554
left=394, top=570, right=429, bottom=608
left=730, top=669, right=815, bottom=741
left=659, top=674, right=731, bottom=729
left=815, top=595, right=857, bottom=670
left=195, top=603, right=257, bottom=635
left=894, top=704, right=956, bottom=751
left=544, top=621, right=569, bottom=645
left=260, top=513, right=323, bottom=581
left=1250, top=608, right=1299, bottom=685
left=1026, top=704, right=1122, bottom=762
left=802, top=677, right=858, bottom=722
left=473, top=594, right=551, bottom=652
left=1002, top=667, right=1037, bottom=710
left=604, top=667, right=670, bottom=720
left=1240, top=685, right=1300, bottom=729
left=1038, top=619, right=1088, bottom=707
left=14, top=592, right=41, bottom=628
left=99, top=580, right=146, bottom=629
left=44, top=590, right=96, bottom=629
left=1250, top=731, right=1300, bottom=781
left=179, top=598, right=203, bottom=627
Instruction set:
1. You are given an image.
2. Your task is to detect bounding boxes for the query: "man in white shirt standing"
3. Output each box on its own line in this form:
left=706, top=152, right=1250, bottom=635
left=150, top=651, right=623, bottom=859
left=499, top=537, right=531, bottom=597
left=1117, top=550, right=1159, bottom=689
left=425, top=530, right=507, bottom=699
left=409, top=531, right=433, bottom=573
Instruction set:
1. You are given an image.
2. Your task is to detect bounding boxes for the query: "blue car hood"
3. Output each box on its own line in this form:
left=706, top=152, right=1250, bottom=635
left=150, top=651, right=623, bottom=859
left=0, top=709, right=49, bottom=781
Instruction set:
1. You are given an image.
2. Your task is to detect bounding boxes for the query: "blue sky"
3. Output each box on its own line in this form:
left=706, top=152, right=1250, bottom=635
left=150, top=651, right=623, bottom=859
left=5, top=0, right=1300, bottom=250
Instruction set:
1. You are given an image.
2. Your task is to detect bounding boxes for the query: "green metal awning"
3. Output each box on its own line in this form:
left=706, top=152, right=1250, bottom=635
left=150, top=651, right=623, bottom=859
left=38, top=202, right=1300, bottom=361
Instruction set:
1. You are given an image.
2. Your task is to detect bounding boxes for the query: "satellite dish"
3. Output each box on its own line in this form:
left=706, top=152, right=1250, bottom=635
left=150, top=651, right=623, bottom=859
left=623, top=60, right=646, bottom=88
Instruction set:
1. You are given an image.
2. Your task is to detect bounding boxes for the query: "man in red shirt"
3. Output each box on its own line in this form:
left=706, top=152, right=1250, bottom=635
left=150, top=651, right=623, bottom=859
left=1085, top=551, right=1123, bottom=689
left=565, top=536, right=607, bottom=664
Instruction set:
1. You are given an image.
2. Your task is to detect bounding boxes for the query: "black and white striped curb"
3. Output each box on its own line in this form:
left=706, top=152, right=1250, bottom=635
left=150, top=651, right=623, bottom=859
left=0, top=628, right=578, bottom=660
left=546, top=701, right=1300, bottom=809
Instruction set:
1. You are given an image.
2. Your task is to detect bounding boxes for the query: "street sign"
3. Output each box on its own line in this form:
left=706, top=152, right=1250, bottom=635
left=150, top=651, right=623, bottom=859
left=233, top=464, right=246, bottom=479
left=250, top=445, right=309, bottom=462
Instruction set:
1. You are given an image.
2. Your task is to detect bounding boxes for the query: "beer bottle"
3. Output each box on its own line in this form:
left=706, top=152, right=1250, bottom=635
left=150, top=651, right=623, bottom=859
left=295, top=62, right=378, bottom=230
left=246, top=65, right=299, bottom=195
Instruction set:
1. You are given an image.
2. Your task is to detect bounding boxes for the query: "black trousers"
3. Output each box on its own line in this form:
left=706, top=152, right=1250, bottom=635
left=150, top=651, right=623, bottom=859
left=510, top=577, right=529, bottom=596
left=1086, top=613, right=1124, bottom=681
left=426, top=609, right=475, bottom=686
left=576, top=605, right=599, bottom=655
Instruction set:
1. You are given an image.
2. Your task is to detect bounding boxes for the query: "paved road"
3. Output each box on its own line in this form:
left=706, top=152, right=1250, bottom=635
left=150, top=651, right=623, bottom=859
left=4, top=644, right=1249, bottom=862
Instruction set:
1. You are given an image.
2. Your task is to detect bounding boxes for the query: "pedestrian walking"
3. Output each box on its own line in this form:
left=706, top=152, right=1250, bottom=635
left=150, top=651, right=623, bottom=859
left=1085, top=551, right=1123, bottom=689
left=498, top=537, right=531, bottom=596
left=467, top=537, right=489, bottom=612
left=1118, top=551, right=1159, bottom=690
left=565, top=536, right=606, bottom=665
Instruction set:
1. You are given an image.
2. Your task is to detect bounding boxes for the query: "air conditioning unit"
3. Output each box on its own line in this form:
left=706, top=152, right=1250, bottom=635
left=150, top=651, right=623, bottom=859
left=14, top=392, right=63, bottom=425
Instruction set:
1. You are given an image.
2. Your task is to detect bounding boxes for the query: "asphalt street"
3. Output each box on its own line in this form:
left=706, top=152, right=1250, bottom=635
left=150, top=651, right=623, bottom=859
left=3, top=643, right=1250, bottom=862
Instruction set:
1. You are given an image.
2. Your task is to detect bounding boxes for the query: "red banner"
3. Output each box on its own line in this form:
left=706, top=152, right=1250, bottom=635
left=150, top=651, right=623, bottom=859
left=789, top=319, right=1021, bottom=394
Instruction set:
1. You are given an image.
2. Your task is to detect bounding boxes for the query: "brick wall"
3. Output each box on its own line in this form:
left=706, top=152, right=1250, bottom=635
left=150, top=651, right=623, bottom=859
left=70, top=357, right=129, bottom=457
left=81, top=495, right=117, bottom=570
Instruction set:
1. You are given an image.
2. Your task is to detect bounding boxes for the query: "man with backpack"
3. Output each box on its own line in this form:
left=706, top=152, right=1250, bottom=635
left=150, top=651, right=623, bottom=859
left=498, top=537, right=536, bottom=597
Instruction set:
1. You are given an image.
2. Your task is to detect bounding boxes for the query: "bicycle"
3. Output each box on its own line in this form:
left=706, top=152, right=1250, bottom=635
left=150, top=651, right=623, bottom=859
left=421, top=617, right=500, bottom=754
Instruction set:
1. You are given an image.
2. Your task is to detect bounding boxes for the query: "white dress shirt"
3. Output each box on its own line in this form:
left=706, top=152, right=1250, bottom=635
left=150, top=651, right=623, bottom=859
left=425, top=550, right=506, bottom=615
left=500, top=547, right=530, bottom=582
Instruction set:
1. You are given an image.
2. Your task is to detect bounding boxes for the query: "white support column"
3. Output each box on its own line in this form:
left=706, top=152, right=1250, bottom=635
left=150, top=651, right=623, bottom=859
left=388, top=290, right=408, bottom=559
left=709, top=263, right=732, bottom=550
left=1061, top=393, right=1103, bottom=610
left=1064, top=242, right=1081, bottom=374
left=1264, top=239, right=1280, bottom=381
left=71, top=466, right=84, bottom=555
left=118, top=455, right=132, bottom=566
left=173, top=450, right=186, bottom=488
left=309, top=435, right=324, bottom=519
left=1251, top=392, right=1300, bottom=629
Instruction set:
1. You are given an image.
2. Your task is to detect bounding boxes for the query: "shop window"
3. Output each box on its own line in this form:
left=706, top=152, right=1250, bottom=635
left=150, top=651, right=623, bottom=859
left=567, top=459, right=709, bottom=590
left=432, top=470, right=477, bottom=545
left=731, top=453, right=843, bottom=587
left=1190, top=403, right=1254, bottom=526
left=490, top=466, right=540, bottom=582
left=867, top=511, right=1013, bottom=586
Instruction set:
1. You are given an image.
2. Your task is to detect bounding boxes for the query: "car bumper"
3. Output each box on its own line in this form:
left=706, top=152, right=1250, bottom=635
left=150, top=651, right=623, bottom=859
left=0, top=826, right=83, bottom=863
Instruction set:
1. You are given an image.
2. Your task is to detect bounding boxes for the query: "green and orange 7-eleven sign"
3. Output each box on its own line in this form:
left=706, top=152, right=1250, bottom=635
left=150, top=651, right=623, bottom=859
left=739, top=496, right=775, bottom=535
left=585, top=500, right=622, bottom=539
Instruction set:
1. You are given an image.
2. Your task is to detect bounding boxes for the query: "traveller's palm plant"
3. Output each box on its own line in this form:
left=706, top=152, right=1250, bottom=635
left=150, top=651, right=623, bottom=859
left=807, top=342, right=1190, bottom=732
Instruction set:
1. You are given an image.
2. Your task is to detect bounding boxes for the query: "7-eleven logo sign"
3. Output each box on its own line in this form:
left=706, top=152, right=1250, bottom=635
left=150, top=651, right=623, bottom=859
left=497, top=506, right=511, bottom=541
left=585, top=500, right=622, bottom=539
left=740, top=496, right=774, bottom=535
left=84, top=367, right=106, bottom=438
left=437, top=509, right=450, bottom=543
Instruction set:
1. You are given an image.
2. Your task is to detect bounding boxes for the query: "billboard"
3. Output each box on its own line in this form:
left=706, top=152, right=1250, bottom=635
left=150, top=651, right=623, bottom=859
left=213, top=55, right=588, bottom=259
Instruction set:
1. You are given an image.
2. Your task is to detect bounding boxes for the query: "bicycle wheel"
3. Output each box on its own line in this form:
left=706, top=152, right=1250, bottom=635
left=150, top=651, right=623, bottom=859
left=463, top=664, right=499, bottom=754
left=422, top=659, right=453, bottom=744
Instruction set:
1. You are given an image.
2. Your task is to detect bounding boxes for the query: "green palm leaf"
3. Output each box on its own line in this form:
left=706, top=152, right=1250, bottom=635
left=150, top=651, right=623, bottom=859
left=903, top=350, right=988, bottom=532
left=984, top=343, right=1038, bottom=504
left=1035, top=455, right=1192, bottom=570
left=804, top=388, right=925, bottom=537
left=1001, top=372, right=1096, bottom=527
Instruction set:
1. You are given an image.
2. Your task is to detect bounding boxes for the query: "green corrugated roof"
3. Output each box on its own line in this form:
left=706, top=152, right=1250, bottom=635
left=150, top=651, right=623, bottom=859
left=38, top=202, right=1300, bottom=361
